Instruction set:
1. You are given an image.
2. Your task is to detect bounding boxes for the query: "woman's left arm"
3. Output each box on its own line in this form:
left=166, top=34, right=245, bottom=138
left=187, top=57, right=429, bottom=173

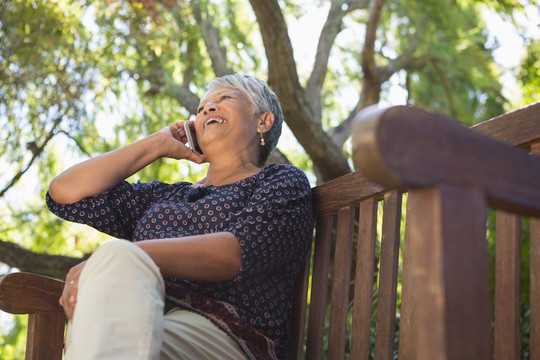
left=135, top=232, right=242, bottom=281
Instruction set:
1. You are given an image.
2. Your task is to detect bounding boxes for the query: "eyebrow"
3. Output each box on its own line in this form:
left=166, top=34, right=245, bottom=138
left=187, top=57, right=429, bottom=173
left=198, top=89, right=238, bottom=110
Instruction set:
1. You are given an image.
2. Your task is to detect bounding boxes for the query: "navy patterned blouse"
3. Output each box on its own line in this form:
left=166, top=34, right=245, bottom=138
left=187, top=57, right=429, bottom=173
left=46, top=163, right=314, bottom=360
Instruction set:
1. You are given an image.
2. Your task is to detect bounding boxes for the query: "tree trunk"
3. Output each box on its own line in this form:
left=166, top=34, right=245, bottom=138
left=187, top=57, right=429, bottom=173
left=249, top=0, right=351, bottom=183
left=0, top=240, right=87, bottom=280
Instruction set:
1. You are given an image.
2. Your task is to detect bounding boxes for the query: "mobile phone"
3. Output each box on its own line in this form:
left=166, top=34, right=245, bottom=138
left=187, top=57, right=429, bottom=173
left=184, top=122, right=203, bottom=155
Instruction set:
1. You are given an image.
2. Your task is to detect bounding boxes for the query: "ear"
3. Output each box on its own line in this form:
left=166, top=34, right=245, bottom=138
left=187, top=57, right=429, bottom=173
left=257, top=112, right=275, bottom=134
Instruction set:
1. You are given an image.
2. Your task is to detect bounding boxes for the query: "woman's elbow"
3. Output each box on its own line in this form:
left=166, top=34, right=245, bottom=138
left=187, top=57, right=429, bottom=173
left=48, top=177, right=76, bottom=204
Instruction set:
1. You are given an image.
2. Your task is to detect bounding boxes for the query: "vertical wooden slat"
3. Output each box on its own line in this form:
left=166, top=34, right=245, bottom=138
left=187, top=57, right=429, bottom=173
left=531, top=143, right=540, bottom=360
left=374, top=190, right=402, bottom=360
left=397, top=193, right=415, bottom=360
left=407, top=186, right=491, bottom=360
left=494, top=210, right=522, bottom=360
left=286, top=245, right=312, bottom=360
left=326, top=207, right=355, bottom=360
left=350, top=198, right=378, bottom=360
left=305, top=214, right=334, bottom=360
left=26, top=311, right=65, bottom=360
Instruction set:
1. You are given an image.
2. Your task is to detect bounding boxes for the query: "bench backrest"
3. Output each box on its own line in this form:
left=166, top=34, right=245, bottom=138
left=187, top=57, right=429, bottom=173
left=287, top=102, right=540, bottom=359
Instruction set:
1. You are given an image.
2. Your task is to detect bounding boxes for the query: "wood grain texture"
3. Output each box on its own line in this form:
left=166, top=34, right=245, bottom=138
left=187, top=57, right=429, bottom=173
left=530, top=142, right=540, bottom=360
left=304, top=215, right=334, bottom=360
left=350, top=198, right=378, bottom=360
left=326, top=207, right=355, bottom=360
left=397, top=196, right=417, bottom=360
left=286, top=246, right=312, bottom=360
left=472, top=102, right=540, bottom=149
left=406, top=186, right=491, bottom=360
left=0, top=272, right=64, bottom=314
left=494, top=211, right=522, bottom=360
left=351, top=105, right=540, bottom=217
left=373, top=191, right=402, bottom=360
left=26, top=311, right=65, bottom=360
left=312, top=170, right=384, bottom=215
left=0, top=273, right=66, bottom=360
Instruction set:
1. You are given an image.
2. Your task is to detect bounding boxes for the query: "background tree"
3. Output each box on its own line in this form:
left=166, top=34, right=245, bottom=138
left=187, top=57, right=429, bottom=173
left=0, top=0, right=537, bottom=356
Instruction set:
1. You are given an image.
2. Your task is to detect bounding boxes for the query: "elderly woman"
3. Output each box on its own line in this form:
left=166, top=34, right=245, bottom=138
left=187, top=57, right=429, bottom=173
left=46, top=74, right=313, bottom=360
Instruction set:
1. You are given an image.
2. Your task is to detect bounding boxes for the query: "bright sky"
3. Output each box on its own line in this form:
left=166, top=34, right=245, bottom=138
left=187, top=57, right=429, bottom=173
left=483, top=5, right=540, bottom=103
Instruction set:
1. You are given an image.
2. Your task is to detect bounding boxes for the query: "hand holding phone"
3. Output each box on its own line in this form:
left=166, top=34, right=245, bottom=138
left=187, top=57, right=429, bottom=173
left=184, top=122, right=203, bottom=155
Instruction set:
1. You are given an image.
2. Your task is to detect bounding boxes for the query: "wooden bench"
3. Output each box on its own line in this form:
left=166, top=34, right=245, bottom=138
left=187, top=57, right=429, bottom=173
left=1, top=103, right=539, bottom=359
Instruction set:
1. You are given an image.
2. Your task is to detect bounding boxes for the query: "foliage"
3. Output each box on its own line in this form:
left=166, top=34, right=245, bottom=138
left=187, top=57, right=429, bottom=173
left=518, top=38, right=540, bottom=104
left=0, top=314, right=26, bottom=360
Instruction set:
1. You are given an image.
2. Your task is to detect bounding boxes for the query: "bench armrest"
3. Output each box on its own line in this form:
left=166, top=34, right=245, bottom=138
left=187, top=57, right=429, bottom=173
left=352, top=105, right=540, bottom=216
left=0, top=272, right=64, bottom=314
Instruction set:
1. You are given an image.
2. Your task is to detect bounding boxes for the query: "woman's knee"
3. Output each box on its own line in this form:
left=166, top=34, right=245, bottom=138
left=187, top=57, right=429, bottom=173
left=89, top=240, right=158, bottom=274
left=96, top=239, right=137, bottom=255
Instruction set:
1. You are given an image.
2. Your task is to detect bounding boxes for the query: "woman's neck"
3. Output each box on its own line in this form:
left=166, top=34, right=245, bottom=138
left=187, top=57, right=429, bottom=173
left=196, top=160, right=261, bottom=187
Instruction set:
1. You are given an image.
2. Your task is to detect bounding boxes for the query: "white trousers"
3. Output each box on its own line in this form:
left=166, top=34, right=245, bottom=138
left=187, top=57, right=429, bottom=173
left=65, top=240, right=247, bottom=360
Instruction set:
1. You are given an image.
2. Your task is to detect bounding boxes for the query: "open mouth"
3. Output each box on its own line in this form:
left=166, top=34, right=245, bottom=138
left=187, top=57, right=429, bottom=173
left=204, top=117, right=226, bottom=128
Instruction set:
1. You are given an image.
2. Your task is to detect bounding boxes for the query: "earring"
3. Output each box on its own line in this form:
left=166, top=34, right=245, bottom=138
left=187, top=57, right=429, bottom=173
left=260, top=133, right=265, bottom=146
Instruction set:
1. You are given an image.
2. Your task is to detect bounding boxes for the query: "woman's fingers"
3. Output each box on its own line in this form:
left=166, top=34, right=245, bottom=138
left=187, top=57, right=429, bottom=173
left=60, top=260, right=86, bottom=322
left=60, top=279, right=77, bottom=321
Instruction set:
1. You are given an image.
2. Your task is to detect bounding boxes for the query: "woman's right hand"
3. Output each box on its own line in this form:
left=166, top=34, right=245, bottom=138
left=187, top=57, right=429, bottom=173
left=60, top=260, right=87, bottom=322
left=157, top=121, right=207, bottom=164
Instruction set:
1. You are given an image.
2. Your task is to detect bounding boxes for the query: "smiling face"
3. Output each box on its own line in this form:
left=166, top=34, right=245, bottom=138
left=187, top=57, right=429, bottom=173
left=195, top=86, right=261, bottom=161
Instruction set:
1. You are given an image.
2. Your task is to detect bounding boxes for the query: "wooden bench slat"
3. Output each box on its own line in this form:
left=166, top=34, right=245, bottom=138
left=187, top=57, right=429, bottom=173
left=374, top=191, right=402, bottom=360
left=494, top=211, right=522, bottom=360
left=530, top=143, right=540, bottom=360
left=305, top=214, right=334, bottom=360
left=327, top=207, right=355, bottom=360
left=397, top=197, right=417, bottom=360
left=531, top=215, right=540, bottom=360
left=407, top=186, right=491, bottom=359
left=472, top=102, right=540, bottom=149
left=286, top=246, right=311, bottom=360
left=26, top=311, right=65, bottom=360
left=350, top=198, right=378, bottom=360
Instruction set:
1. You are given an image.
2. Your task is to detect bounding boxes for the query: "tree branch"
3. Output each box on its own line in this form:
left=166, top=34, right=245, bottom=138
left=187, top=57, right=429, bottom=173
left=306, top=1, right=346, bottom=122
left=165, top=81, right=200, bottom=115
left=131, top=68, right=200, bottom=115
left=191, top=2, right=234, bottom=77
left=267, top=148, right=291, bottom=166
left=307, top=0, right=370, bottom=115
left=359, top=0, right=387, bottom=108
left=432, top=58, right=458, bottom=118
left=249, top=0, right=351, bottom=182
left=345, top=0, right=371, bottom=11
left=377, top=19, right=425, bottom=83
left=0, top=114, right=63, bottom=198
left=0, top=240, right=88, bottom=280
left=328, top=98, right=362, bottom=149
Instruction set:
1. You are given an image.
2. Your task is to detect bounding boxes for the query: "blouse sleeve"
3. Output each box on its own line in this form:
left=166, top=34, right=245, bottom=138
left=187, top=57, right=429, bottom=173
left=227, top=165, right=314, bottom=279
left=45, top=180, right=169, bottom=240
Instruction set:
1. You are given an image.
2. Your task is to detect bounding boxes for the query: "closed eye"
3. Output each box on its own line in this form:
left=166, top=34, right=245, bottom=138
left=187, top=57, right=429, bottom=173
left=197, top=94, right=234, bottom=113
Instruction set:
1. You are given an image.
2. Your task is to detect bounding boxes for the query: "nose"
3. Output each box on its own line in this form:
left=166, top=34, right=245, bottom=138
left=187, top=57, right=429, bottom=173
left=203, top=102, right=218, bottom=114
